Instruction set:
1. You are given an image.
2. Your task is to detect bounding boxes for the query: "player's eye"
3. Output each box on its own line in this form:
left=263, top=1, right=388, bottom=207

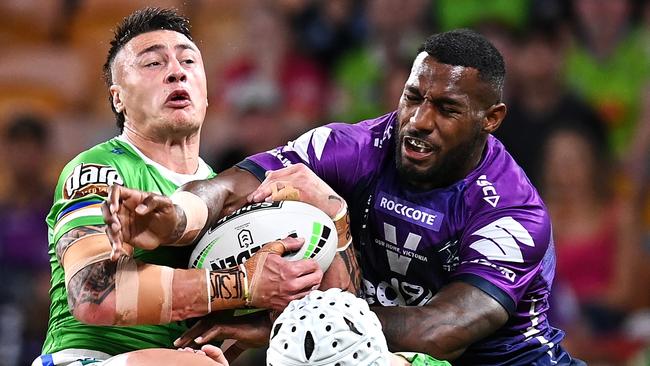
left=145, top=61, right=161, bottom=67
left=404, top=93, right=421, bottom=102
left=438, top=106, right=458, bottom=117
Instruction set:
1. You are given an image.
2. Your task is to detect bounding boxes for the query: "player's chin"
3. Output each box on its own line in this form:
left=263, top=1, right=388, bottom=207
left=396, top=159, right=428, bottom=179
left=168, top=113, right=201, bottom=129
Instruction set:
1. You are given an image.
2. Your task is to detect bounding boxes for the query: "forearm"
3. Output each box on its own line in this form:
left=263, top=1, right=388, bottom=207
left=372, top=282, right=508, bottom=360
left=372, top=304, right=468, bottom=360
left=69, top=258, right=247, bottom=325
left=175, top=167, right=261, bottom=244
left=320, top=244, right=363, bottom=297
left=61, top=226, right=247, bottom=325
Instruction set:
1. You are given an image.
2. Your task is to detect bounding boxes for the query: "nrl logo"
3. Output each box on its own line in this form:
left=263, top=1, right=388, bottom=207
left=63, top=163, right=123, bottom=199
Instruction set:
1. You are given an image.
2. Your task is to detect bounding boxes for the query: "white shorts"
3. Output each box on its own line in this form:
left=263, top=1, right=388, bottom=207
left=32, top=348, right=113, bottom=366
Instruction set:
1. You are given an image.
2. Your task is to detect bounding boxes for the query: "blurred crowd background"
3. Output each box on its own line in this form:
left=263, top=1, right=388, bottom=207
left=1, top=0, right=650, bottom=365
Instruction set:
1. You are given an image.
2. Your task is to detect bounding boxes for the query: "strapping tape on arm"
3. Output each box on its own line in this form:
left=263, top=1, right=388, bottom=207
left=170, top=190, right=209, bottom=244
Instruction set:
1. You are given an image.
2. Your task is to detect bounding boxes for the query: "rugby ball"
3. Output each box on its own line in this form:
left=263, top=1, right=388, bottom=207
left=189, top=200, right=337, bottom=272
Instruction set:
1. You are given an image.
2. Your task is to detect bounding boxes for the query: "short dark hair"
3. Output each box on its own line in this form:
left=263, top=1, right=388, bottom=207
left=418, top=29, right=506, bottom=102
left=103, top=7, right=193, bottom=131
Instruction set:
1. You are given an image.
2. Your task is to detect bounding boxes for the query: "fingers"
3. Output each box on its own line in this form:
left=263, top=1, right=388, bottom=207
left=279, top=236, right=305, bottom=253
left=289, top=266, right=323, bottom=292
left=179, top=347, right=206, bottom=356
left=247, top=164, right=306, bottom=203
left=288, top=258, right=321, bottom=277
left=174, top=319, right=205, bottom=347
left=201, top=345, right=229, bottom=365
left=104, top=185, right=124, bottom=261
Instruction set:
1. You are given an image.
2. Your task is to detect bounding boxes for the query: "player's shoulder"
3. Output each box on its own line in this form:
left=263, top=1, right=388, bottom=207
left=459, top=137, right=551, bottom=252
left=325, top=111, right=397, bottom=149
left=461, top=136, right=547, bottom=218
left=70, top=138, right=138, bottom=164
left=286, top=111, right=396, bottom=168
left=55, top=137, right=141, bottom=200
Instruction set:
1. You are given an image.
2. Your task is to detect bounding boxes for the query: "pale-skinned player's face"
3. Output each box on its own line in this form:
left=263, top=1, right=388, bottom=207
left=110, top=30, right=208, bottom=139
left=395, top=52, right=504, bottom=191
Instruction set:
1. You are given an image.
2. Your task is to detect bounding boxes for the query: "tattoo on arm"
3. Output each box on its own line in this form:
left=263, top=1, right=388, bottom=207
left=55, top=225, right=106, bottom=263
left=67, top=260, right=117, bottom=312
left=210, top=267, right=245, bottom=301
left=328, top=195, right=343, bottom=204
left=170, top=204, right=188, bottom=243
left=340, top=245, right=363, bottom=297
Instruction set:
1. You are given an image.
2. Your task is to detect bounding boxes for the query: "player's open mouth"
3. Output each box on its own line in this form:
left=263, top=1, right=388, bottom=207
left=165, top=89, right=191, bottom=107
left=404, top=136, right=434, bottom=154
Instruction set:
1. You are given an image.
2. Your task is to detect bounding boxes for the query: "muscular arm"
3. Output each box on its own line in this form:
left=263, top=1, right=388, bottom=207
left=61, top=226, right=239, bottom=325
left=63, top=222, right=319, bottom=326
left=372, top=281, right=509, bottom=360
left=181, top=166, right=261, bottom=233
left=320, top=245, right=363, bottom=297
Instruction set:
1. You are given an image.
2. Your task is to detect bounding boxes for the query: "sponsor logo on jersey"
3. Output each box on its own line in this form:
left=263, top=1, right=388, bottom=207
left=63, top=163, right=123, bottom=199
left=375, top=192, right=443, bottom=231
left=476, top=174, right=500, bottom=207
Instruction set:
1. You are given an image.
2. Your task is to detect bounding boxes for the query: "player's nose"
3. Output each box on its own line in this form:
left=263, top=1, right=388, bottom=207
left=410, top=103, right=436, bottom=133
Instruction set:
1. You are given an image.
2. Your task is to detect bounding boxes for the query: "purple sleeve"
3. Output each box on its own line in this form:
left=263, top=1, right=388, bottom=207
left=451, top=208, right=551, bottom=314
left=237, top=124, right=371, bottom=197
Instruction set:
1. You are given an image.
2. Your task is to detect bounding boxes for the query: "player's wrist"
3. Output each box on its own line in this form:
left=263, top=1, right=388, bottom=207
left=170, top=190, right=208, bottom=245
left=207, top=267, right=248, bottom=311
left=331, top=199, right=352, bottom=251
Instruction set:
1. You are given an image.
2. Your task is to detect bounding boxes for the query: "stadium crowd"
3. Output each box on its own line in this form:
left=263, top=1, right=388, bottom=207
left=0, top=0, right=649, bottom=365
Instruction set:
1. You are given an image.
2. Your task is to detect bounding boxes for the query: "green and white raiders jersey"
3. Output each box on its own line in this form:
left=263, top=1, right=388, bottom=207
left=42, top=135, right=215, bottom=356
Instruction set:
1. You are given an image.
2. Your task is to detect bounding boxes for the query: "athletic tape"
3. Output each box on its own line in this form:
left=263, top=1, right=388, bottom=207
left=270, top=182, right=301, bottom=201
left=333, top=202, right=352, bottom=251
left=114, top=258, right=175, bottom=325
left=62, top=233, right=113, bottom=287
left=115, top=255, right=138, bottom=324
left=170, top=190, right=209, bottom=244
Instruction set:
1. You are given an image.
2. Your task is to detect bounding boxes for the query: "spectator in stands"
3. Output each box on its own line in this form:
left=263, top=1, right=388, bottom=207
left=494, top=19, right=607, bottom=187
left=0, top=114, right=52, bottom=366
left=541, top=124, right=646, bottom=364
left=565, top=0, right=650, bottom=155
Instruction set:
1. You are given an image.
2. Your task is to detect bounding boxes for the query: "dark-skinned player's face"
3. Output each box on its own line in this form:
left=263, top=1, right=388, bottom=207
left=396, top=52, right=503, bottom=191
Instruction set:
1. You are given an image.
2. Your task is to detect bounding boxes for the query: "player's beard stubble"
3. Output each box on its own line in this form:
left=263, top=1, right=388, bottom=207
left=395, top=124, right=484, bottom=191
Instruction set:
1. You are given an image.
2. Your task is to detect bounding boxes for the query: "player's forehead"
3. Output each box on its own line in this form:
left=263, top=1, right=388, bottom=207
left=406, top=52, right=481, bottom=100
left=121, top=29, right=199, bottom=58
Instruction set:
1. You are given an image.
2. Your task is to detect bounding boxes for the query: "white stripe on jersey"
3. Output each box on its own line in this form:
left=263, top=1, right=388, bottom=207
left=53, top=205, right=103, bottom=237
left=288, top=126, right=332, bottom=162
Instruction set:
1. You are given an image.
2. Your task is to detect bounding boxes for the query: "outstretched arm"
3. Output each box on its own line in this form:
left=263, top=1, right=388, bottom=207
left=61, top=225, right=321, bottom=326
left=104, top=166, right=261, bottom=258
left=373, top=282, right=509, bottom=360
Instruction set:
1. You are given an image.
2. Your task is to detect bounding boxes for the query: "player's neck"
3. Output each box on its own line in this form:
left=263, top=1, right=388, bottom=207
left=123, top=127, right=201, bottom=174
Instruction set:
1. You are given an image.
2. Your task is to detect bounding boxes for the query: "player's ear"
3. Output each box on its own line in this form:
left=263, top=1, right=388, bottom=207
left=482, top=102, right=506, bottom=134
left=110, top=85, right=124, bottom=113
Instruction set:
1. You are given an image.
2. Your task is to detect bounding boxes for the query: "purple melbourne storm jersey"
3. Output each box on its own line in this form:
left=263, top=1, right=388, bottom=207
left=238, top=112, right=570, bottom=365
